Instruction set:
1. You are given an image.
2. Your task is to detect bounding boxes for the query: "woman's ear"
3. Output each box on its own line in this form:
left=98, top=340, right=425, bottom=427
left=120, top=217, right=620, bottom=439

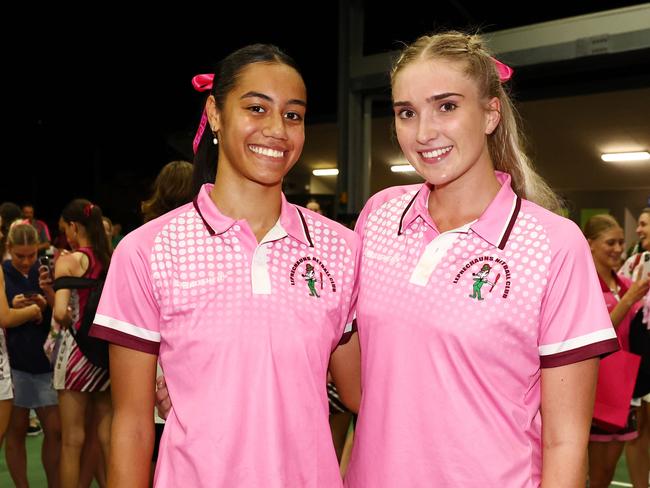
left=485, top=97, right=501, bottom=135
left=206, top=95, right=221, bottom=136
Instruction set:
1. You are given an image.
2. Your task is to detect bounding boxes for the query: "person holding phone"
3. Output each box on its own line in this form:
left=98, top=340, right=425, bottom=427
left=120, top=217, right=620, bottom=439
left=0, top=216, right=43, bottom=444
left=2, top=222, right=60, bottom=487
left=618, top=214, right=650, bottom=488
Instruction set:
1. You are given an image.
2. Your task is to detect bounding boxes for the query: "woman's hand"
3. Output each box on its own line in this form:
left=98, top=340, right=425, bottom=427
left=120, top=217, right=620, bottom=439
left=155, top=375, right=171, bottom=420
left=12, top=294, right=30, bottom=309
left=622, top=275, right=650, bottom=308
left=26, top=303, right=43, bottom=324
left=29, top=294, right=48, bottom=312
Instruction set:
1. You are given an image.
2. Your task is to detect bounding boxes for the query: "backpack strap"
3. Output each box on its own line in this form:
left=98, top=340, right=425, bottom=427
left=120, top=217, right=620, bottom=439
left=53, top=276, right=100, bottom=291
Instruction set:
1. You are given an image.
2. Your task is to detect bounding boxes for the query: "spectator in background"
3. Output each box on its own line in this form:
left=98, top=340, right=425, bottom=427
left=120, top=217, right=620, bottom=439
left=110, top=223, right=124, bottom=250
left=22, top=204, right=51, bottom=254
left=141, top=160, right=193, bottom=223
left=618, top=209, right=650, bottom=488
left=0, top=216, right=43, bottom=445
left=139, top=160, right=194, bottom=485
left=51, top=199, right=112, bottom=488
left=622, top=208, right=650, bottom=276
left=3, top=223, right=60, bottom=488
left=102, top=217, right=114, bottom=252
left=306, top=199, right=323, bottom=215
left=583, top=214, right=649, bottom=488
left=52, top=217, right=71, bottom=252
left=1, top=202, right=23, bottom=260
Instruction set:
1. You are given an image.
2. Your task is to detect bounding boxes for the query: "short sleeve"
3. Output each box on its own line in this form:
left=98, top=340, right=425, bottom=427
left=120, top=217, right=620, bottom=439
left=338, top=236, right=361, bottom=345
left=538, top=221, right=619, bottom=368
left=89, top=232, right=161, bottom=355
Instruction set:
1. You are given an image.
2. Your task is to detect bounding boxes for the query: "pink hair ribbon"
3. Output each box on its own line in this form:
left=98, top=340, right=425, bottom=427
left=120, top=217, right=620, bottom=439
left=491, top=57, right=514, bottom=83
left=192, top=74, right=215, bottom=154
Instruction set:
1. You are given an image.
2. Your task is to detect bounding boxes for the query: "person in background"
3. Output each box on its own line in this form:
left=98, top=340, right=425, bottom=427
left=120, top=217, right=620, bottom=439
left=1, top=202, right=23, bottom=261
left=622, top=208, right=650, bottom=277
left=306, top=199, right=323, bottom=215
left=0, top=217, right=43, bottom=445
left=3, top=222, right=61, bottom=488
left=102, top=217, right=114, bottom=252
left=22, top=204, right=51, bottom=255
left=141, top=161, right=193, bottom=224
left=141, top=159, right=194, bottom=486
left=618, top=211, right=650, bottom=488
left=583, top=214, right=649, bottom=488
left=111, top=223, right=124, bottom=250
left=50, top=199, right=112, bottom=488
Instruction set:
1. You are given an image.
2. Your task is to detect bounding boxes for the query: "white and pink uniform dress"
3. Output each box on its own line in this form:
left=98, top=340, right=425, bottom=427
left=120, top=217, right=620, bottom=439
left=91, top=184, right=359, bottom=487
left=345, top=171, right=618, bottom=488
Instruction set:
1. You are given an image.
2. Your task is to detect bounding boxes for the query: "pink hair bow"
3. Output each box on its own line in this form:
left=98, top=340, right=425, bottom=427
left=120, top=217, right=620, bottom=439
left=192, top=74, right=214, bottom=92
left=491, top=57, right=514, bottom=83
left=192, top=74, right=215, bottom=154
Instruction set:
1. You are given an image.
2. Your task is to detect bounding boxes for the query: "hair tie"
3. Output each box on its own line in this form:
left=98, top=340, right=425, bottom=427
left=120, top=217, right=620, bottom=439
left=491, top=57, right=514, bottom=83
left=83, top=203, right=95, bottom=218
left=192, top=74, right=215, bottom=154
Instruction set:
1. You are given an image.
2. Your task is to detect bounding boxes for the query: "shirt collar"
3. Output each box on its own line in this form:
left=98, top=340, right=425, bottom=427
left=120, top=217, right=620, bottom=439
left=598, top=271, right=629, bottom=296
left=192, top=183, right=313, bottom=247
left=398, top=171, right=521, bottom=250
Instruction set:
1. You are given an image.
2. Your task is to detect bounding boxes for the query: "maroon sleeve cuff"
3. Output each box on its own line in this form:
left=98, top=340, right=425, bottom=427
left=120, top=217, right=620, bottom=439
left=337, top=319, right=358, bottom=346
left=90, top=324, right=160, bottom=355
left=540, top=338, right=620, bottom=368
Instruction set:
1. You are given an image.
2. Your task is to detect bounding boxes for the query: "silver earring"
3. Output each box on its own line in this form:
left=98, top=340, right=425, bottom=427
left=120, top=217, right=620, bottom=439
left=213, top=136, right=218, bottom=145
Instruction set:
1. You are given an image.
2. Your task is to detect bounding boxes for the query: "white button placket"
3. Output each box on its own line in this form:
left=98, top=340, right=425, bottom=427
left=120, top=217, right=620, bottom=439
left=250, top=221, right=287, bottom=295
left=409, top=223, right=473, bottom=287
left=251, top=243, right=273, bottom=295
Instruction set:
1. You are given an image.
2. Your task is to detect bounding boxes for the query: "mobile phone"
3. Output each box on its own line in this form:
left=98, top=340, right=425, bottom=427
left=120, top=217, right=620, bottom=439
left=641, top=253, right=650, bottom=280
left=38, top=255, right=53, bottom=276
left=24, top=292, right=39, bottom=298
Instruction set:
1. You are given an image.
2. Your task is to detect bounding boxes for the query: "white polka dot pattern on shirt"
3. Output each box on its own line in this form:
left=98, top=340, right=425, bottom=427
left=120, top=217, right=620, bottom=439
left=358, top=192, right=550, bottom=357
left=149, top=209, right=356, bottom=349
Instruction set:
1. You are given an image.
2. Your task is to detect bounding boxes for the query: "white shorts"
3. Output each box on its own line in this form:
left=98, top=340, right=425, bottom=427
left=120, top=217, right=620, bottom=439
left=0, top=333, right=13, bottom=401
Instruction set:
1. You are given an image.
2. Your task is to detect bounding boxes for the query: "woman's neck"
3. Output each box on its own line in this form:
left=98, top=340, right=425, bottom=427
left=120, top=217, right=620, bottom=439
left=595, top=262, right=616, bottom=289
left=428, top=161, right=501, bottom=232
left=211, top=172, right=283, bottom=242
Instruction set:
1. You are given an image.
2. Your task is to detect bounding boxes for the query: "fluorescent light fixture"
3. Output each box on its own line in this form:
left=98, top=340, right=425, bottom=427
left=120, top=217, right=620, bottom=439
left=601, top=151, right=650, bottom=162
left=390, top=164, right=416, bottom=173
left=312, top=168, right=339, bottom=176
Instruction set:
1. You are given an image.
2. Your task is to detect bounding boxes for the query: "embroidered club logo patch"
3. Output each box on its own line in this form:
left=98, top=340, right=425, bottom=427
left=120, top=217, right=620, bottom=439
left=289, top=256, right=336, bottom=297
left=453, top=256, right=511, bottom=300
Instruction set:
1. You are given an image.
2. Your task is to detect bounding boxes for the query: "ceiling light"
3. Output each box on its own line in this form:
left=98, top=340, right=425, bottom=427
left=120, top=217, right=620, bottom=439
left=312, top=168, right=339, bottom=176
left=601, top=151, right=650, bottom=162
left=390, top=164, right=416, bottom=173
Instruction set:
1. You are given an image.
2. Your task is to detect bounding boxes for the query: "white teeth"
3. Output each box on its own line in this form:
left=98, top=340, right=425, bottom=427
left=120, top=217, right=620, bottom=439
left=249, top=145, right=284, bottom=158
left=422, top=146, right=452, bottom=159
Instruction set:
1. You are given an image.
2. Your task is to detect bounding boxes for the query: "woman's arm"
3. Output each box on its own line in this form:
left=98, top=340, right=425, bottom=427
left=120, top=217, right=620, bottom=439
left=541, top=358, right=598, bottom=488
left=328, top=332, right=361, bottom=413
left=108, top=344, right=157, bottom=488
left=52, top=253, right=84, bottom=327
left=0, top=267, right=42, bottom=328
left=609, top=276, right=649, bottom=328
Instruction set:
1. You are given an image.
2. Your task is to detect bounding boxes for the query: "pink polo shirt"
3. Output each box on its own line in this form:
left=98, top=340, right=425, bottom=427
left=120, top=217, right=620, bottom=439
left=345, top=172, right=618, bottom=488
left=91, top=184, right=359, bottom=487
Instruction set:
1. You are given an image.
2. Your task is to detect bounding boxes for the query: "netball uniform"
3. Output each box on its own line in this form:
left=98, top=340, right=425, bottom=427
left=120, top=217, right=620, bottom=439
left=345, top=171, right=618, bottom=487
left=91, top=184, right=359, bottom=487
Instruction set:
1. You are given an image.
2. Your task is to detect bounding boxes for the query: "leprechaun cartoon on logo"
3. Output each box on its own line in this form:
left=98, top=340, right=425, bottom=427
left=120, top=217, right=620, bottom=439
left=452, top=256, right=511, bottom=300
left=289, top=256, right=337, bottom=298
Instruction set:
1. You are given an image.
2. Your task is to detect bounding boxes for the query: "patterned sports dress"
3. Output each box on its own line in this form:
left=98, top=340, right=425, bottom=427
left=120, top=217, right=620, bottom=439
left=53, top=247, right=109, bottom=392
